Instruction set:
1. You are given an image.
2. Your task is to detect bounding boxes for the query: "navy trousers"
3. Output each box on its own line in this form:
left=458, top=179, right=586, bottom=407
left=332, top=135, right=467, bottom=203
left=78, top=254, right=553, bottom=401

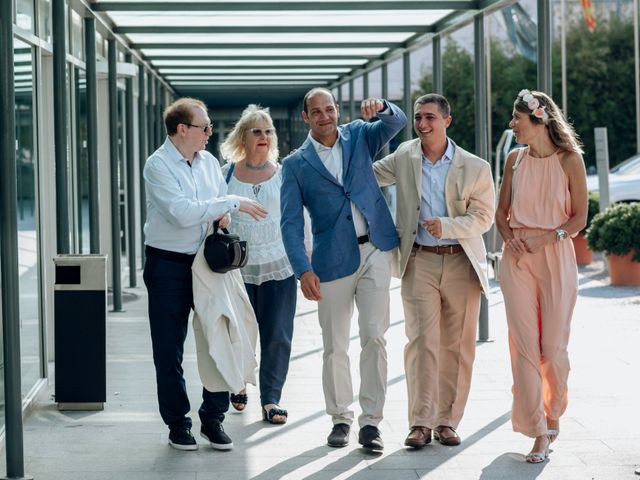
left=143, top=248, right=229, bottom=430
left=244, top=275, right=297, bottom=406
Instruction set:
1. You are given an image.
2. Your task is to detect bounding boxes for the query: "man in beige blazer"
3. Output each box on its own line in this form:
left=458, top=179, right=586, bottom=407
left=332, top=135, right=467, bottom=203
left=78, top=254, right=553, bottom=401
left=373, top=93, right=494, bottom=448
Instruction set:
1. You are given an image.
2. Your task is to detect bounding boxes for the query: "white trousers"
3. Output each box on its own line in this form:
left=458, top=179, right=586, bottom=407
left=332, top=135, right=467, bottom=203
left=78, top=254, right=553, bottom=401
left=317, top=243, right=392, bottom=428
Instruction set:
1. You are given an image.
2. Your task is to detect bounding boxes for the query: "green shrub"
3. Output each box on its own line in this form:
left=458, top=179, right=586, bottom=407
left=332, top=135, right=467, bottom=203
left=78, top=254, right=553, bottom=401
left=586, top=202, right=640, bottom=262
left=581, top=191, right=601, bottom=235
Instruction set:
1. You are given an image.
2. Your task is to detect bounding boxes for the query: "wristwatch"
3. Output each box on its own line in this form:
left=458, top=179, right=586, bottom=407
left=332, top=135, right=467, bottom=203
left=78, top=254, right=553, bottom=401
left=555, top=228, right=568, bottom=241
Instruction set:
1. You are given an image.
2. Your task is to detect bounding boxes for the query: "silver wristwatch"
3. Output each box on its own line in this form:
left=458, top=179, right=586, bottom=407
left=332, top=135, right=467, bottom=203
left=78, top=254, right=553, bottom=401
left=555, top=228, right=568, bottom=241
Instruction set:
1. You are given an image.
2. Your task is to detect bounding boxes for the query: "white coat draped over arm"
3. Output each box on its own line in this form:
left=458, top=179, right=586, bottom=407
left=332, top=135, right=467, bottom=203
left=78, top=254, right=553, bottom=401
left=191, top=227, right=258, bottom=394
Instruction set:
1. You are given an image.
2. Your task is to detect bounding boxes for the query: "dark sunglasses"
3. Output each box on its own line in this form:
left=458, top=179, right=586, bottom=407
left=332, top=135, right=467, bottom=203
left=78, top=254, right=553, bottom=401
left=185, top=123, right=213, bottom=134
left=250, top=128, right=275, bottom=137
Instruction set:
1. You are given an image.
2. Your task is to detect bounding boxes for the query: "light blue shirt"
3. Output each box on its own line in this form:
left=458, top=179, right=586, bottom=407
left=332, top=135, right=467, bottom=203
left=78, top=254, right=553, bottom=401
left=416, top=138, right=459, bottom=247
left=143, top=136, right=241, bottom=254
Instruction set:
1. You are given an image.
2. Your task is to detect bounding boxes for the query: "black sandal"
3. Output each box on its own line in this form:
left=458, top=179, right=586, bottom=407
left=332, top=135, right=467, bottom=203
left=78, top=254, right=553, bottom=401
left=230, top=392, right=248, bottom=412
left=262, top=405, right=288, bottom=425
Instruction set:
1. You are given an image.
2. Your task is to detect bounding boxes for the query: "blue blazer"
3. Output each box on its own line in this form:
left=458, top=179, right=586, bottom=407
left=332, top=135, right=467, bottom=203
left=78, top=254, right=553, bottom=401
left=280, top=102, right=407, bottom=282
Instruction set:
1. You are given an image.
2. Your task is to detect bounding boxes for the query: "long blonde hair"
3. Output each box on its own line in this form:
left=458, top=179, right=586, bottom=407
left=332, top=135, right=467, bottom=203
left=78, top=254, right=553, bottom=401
left=219, top=104, right=279, bottom=163
left=514, top=90, right=583, bottom=154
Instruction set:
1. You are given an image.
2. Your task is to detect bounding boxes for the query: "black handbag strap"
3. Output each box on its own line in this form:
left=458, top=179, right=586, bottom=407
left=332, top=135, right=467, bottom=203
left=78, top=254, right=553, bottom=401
left=213, top=220, right=230, bottom=235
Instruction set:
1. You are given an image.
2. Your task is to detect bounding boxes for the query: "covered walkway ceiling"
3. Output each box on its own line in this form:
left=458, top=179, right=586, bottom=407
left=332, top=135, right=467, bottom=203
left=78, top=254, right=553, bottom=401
left=92, top=0, right=506, bottom=108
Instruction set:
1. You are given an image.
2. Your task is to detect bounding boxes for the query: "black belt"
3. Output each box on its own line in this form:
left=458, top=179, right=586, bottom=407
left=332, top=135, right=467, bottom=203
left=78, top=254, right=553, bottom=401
left=413, top=243, right=463, bottom=255
left=145, top=245, right=196, bottom=265
left=357, top=235, right=370, bottom=245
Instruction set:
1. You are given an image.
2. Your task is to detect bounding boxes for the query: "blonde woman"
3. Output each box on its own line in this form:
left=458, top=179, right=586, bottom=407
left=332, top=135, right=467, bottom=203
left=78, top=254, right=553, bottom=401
left=496, top=90, right=587, bottom=463
left=220, top=105, right=295, bottom=424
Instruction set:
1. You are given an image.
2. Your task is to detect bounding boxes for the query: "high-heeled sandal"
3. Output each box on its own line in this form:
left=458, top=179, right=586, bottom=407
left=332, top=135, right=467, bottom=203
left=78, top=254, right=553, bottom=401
left=262, top=405, right=288, bottom=425
left=525, top=435, right=550, bottom=463
left=547, top=428, right=559, bottom=443
left=230, top=392, right=248, bottom=412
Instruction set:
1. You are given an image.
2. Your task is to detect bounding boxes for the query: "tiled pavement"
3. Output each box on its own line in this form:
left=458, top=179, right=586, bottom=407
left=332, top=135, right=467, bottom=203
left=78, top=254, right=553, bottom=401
left=2, top=254, right=640, bottom=479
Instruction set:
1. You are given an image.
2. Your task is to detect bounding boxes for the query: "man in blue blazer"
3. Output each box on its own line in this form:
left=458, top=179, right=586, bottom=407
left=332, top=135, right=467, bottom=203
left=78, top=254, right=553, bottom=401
left=280, top=87, right=406, bottom=450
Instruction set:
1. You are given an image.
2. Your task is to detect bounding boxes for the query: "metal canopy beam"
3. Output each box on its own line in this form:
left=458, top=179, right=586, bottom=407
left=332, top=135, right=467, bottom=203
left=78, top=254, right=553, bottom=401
left=157, top=65, right=353, bottom=71
left=178, top=85, right=318, bottom=91
left=164, top=73, right=340, bottom=78
left=132, top=42, right=402, bottom=49
left=94, top=1, right=478, bottom=12
left=146, top=55, right=374, bottom=61
left=116, top=25, right=434, bottom=35
left=433, top=10, right=478, bottom=33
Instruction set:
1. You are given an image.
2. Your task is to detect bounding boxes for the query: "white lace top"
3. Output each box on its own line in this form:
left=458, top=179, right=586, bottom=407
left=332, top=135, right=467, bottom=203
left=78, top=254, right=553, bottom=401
left=223, top=164, right=294, bottom=285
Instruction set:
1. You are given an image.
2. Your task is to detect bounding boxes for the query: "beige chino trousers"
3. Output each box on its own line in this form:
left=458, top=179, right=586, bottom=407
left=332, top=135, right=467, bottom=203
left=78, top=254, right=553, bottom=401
left=318, top=242, right=392, bottom=428
left=401, top=248, right=482, bottom=429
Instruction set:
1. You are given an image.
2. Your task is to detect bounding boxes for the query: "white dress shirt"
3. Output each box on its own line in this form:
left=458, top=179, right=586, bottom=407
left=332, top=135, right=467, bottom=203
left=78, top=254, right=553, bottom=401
left=143, top=136, right=241, bottom=254
left=307, top=131, right=370, bottom=237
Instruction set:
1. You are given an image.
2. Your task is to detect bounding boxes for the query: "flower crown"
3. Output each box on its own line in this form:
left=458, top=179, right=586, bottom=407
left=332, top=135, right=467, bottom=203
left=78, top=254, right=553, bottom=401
left=518, top=89, right=549, bottom=123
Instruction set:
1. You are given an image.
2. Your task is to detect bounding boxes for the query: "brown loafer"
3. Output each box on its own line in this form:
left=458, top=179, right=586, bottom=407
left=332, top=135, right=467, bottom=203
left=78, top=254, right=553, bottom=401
left=434, top=425, right=461, bottom=446
left=404, top=426, right=432, bottom=449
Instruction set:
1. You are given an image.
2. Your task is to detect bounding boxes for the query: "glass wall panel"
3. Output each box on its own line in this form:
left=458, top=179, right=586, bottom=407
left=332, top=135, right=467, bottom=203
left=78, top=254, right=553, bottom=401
left=368, top=67, right=382, bottom=98
left=71, top=9, right=84, bottom=60
left=442, top=25, right=476, bottom=152
left=387, top=57, right=403, bottom=106
left=487, top=2, right=537, bottom=162
left=16, top=0, right=35, bottom=32
left=340, top=83, right=350, bottom=122
left=96, top=31, right=105, bottom=58
left=386, top=58, right=404, bottom=151
left=118, top=88, right=127, bottom=254
left=74, top=68, right=89, bottom=253
left=38, top=0, right=52, bottom=43
left=14, top=38, right=42, bottom=397
left=353, top=76, right=364, bottom=103
left=65, top=1, right=69, bottom=53
left=410, top=45, right=433, bottom=101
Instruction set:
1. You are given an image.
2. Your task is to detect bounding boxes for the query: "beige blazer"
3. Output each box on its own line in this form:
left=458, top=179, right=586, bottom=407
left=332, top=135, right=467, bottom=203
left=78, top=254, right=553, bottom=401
left=373, top=138, right=495, bottom=295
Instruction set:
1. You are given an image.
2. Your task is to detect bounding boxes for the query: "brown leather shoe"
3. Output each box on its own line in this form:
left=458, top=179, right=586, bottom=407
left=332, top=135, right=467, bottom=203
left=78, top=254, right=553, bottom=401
left=404, top=426, right=432, bottom=449
left=434, top=425, right=461, bottom=446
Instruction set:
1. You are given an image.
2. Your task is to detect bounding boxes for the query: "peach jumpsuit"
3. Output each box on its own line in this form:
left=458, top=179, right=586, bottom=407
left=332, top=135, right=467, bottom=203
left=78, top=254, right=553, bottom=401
left=499, top=149, right=578, bottom=438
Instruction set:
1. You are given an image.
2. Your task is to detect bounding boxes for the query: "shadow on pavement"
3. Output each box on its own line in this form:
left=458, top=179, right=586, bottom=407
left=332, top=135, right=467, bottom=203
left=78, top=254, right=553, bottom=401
left=480, top=451, right=548, bottom=479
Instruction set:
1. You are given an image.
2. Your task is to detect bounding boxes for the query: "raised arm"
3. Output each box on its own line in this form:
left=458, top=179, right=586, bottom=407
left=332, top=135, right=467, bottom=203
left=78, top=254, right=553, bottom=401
left=361, top=99, right=407, bottom=157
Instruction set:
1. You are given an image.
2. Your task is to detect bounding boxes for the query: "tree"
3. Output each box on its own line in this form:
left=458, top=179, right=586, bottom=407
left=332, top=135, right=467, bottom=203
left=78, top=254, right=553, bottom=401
left=412, top=16, right=636, bottom=171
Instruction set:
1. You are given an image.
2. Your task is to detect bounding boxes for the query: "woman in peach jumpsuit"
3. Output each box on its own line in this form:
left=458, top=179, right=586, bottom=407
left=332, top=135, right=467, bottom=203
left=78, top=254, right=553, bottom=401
left=496, top=90, right=588, bottom=463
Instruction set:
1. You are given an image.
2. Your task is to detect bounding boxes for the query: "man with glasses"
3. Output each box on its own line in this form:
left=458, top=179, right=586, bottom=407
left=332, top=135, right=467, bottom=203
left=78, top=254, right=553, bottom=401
left=143, top=97, right=267, bottom=451
left=280, top=88, right=406, bottom=450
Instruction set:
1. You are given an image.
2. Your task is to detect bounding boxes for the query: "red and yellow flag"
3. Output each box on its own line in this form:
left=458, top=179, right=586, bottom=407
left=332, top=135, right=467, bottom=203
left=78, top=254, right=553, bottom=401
left=580, top=0, right=596, bottom=32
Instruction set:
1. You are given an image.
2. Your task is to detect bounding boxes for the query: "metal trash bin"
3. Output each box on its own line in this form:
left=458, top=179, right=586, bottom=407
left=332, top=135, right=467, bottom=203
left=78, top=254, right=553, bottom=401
left=53, top=254, right=107, bottom=410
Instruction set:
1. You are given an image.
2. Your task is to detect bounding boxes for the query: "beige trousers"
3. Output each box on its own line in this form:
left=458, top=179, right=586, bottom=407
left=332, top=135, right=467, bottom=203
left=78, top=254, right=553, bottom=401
left=401, top=248, right=482, bottom=429
left=318, top=242, right=392, bottom=428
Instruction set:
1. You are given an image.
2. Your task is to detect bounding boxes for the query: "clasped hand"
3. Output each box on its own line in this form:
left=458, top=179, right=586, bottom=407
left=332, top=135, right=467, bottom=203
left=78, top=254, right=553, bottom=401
left=505, top=232, right=553, bottom=256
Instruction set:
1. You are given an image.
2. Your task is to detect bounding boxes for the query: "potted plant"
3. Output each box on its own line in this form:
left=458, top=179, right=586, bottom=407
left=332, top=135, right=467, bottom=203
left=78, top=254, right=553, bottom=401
left=572, top=191, right=600, bottom=265
left=586, top=202, right=640, bottom=285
